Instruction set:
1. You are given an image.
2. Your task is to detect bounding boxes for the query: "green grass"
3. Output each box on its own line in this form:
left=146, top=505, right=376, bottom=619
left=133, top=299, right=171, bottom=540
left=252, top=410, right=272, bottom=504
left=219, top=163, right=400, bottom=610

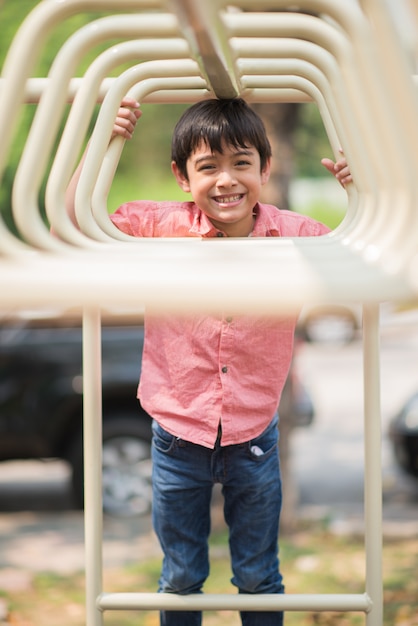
left=107, top=174, right=190, bottom=213
left=3, top=525, right=418, bottom=626
left=296, top=201, right=346, bottom=230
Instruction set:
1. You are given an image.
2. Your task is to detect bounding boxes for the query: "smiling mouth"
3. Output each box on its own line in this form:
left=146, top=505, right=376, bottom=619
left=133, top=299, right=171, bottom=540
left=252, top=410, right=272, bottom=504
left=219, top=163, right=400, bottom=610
left=213, top=194, right=244, bottom=204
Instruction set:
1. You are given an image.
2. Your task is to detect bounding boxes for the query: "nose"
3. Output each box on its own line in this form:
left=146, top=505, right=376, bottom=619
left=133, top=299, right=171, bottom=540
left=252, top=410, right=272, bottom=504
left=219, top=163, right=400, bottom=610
left=216, top=168, right=236, bottom=188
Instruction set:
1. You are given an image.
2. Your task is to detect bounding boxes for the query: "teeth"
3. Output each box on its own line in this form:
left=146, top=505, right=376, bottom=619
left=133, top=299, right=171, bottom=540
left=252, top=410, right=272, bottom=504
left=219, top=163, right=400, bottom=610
left=216, top=195, right=241, bottom=203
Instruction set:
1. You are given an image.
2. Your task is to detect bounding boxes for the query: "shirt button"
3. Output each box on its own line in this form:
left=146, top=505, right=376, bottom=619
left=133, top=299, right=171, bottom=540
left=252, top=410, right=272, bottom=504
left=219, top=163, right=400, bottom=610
left=216, top=232, right=224, bottom=237
left=226, top=316, right=233, bottom=323
left=221, top=366, right=228, bottom=373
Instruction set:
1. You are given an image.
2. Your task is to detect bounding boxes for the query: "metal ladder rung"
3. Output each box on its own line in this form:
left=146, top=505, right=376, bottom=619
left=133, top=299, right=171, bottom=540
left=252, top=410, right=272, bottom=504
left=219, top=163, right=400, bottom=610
left=97, top=591, right=373, bottom=613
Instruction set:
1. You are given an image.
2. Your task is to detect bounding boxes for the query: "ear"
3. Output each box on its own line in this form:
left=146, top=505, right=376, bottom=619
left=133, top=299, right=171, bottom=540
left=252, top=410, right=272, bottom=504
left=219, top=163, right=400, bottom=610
left=171, top=161, right=191, bottom=193
left=261, top=157, right=271, bottom=185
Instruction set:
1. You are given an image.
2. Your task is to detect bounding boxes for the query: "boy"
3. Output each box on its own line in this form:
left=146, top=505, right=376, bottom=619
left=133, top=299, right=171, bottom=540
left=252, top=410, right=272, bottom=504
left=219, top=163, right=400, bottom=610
left=66, top=97, right=351, bottom=626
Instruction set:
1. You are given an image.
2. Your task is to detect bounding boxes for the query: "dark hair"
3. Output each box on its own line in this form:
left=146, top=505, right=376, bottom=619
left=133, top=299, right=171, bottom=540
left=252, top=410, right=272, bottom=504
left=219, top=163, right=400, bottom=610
left=171, top=98, right=272, bottom=179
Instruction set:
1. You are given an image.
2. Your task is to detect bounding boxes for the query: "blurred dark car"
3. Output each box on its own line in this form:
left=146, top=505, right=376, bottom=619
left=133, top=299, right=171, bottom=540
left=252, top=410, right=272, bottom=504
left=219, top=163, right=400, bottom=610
left=297, top=303, right=361, bottom=344
left=0, top=314, right=314, bottom=516
left=389, top=392, right=418, bottom=479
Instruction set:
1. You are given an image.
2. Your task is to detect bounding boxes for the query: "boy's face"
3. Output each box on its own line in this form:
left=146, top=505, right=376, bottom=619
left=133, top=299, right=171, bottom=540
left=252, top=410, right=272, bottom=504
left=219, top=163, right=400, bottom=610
left=171, top=141, right=271, bottom=237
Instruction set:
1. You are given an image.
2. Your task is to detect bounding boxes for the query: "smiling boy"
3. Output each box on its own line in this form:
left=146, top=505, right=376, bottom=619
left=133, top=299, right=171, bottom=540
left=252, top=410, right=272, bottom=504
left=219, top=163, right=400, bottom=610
left=66, top=97, right=351, bottom=626
left=169, top=99, right=271, bottom=237
left=172, top=141, right=268, bottom=237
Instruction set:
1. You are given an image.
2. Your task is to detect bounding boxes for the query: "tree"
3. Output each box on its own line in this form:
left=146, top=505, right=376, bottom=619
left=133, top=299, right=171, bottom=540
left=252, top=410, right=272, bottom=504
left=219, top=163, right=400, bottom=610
left=255, top=103, right=301, bottom=210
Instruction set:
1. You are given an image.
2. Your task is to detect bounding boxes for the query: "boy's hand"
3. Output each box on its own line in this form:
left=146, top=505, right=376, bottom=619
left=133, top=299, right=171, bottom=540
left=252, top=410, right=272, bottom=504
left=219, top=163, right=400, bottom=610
left=321, top=150, right=353, bottom=187
left=111, top=97, right=141, bottom=141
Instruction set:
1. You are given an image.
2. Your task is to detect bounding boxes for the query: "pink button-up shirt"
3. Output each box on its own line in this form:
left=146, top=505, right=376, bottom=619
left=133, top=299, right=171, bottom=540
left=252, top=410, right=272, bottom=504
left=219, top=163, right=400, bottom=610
left=111, top=201, right=329, bottom=448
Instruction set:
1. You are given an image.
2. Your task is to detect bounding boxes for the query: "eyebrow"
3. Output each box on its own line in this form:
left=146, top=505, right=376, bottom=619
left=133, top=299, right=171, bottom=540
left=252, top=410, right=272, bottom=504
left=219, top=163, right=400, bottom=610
left=192, top=148, right=255, bottom=166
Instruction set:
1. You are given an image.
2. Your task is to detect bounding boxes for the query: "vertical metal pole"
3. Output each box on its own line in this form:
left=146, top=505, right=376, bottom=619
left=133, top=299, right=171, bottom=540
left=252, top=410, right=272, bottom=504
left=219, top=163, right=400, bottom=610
left=83, top=307, right=104, bottom=626
left=362, top=303, right=383, bottom=626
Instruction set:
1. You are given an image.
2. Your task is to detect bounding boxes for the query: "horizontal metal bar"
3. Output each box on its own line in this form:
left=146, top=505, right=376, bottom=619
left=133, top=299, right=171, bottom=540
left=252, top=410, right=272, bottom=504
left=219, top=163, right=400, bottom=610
left=3, top=72, right=413, bottom=105
left=1, top=77, right=311, bottom=104
left=0, top=238, right=412, bottom=314
left=98, top=592, right=373, bottom=613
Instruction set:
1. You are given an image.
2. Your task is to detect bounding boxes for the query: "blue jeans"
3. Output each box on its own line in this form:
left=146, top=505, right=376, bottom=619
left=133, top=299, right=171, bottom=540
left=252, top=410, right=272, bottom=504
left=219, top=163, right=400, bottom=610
left=151, top=416, right=284, bottom=626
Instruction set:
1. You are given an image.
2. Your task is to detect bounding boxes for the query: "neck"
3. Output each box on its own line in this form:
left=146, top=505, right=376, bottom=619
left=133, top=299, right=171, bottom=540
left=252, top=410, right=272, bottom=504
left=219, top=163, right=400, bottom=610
left=211, top=214, right=256, bottom=238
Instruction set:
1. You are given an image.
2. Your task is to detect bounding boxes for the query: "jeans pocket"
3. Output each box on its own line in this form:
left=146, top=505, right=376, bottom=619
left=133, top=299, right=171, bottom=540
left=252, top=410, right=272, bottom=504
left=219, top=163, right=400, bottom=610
left=248, top=416, right=279, bottom=460
left=152, top=421, right=177, bottom=454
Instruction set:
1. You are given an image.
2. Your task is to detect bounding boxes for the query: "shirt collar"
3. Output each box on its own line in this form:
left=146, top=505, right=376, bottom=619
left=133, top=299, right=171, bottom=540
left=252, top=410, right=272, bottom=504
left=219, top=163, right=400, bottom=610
left=188, top=202, right=281, bottom=238
left=188, top=206, right=220, bottom=237
left=251, top=203, right=281, bottom=237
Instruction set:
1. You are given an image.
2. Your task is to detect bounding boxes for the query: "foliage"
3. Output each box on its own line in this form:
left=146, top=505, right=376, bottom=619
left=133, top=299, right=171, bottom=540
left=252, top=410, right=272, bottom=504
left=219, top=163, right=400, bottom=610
left=2, top=525, right=418, bottom=626
left=295, top=104, right=335, bottom=178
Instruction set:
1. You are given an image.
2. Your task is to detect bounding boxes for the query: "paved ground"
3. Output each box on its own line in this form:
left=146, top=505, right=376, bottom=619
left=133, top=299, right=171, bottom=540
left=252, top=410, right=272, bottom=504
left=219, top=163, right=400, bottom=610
left=0, top=308, right=417, bottom=585
left=292, top=315, right=418, bottom=537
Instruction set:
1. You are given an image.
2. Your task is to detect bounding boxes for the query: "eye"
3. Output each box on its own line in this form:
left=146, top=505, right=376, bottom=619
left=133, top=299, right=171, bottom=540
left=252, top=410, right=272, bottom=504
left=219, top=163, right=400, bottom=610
left=233, top=151, right=255, bottom=166
left=198, top=163, right=216, bottom=172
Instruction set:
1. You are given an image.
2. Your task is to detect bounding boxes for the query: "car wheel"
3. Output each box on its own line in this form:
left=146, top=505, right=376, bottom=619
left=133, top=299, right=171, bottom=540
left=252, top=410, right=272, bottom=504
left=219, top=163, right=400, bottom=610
left=70, top=415, right=152, bottom=517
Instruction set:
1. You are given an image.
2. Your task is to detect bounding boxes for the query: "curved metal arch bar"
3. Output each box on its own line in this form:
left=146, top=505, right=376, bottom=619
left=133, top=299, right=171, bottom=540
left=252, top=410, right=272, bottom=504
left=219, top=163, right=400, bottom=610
left=45, top=39, right=193, bottom=247
left=0, top=0, right=162, bottom=180
left=13, top=14, right=181, bottom=251
left=75, top=59, right=205, bottom=238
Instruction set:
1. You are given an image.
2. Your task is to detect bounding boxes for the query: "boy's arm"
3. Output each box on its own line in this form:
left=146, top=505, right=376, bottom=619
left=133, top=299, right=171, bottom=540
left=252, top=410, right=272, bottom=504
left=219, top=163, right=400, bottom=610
left=64, top=97, right=141, bottom=228
left=321, top=150, right=352, bottom=187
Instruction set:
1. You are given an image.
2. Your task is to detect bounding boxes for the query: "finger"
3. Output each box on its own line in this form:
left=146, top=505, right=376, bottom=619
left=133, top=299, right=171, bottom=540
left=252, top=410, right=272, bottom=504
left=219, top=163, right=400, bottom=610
left=340, top=171, right=353, bottom=185
left=113, top=120, right=136, bottom=139
left=120, top=96, right=140, bottom=109
left=116, top=106, right=141, bottom=122
left=321, top=158, right=336, bottom=175
left=334, top=157, right=348, bottom=171
left=113, top=115, right=139, bottom=139
left=336, top=169, right=353, bottom=186
left=113, top=106, right=142, bottom=137
left=116, top=115, right=136, bottom=131
left=335, top=161, right=352, bottom=180
left=338, top=166, right=350, bottom=177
